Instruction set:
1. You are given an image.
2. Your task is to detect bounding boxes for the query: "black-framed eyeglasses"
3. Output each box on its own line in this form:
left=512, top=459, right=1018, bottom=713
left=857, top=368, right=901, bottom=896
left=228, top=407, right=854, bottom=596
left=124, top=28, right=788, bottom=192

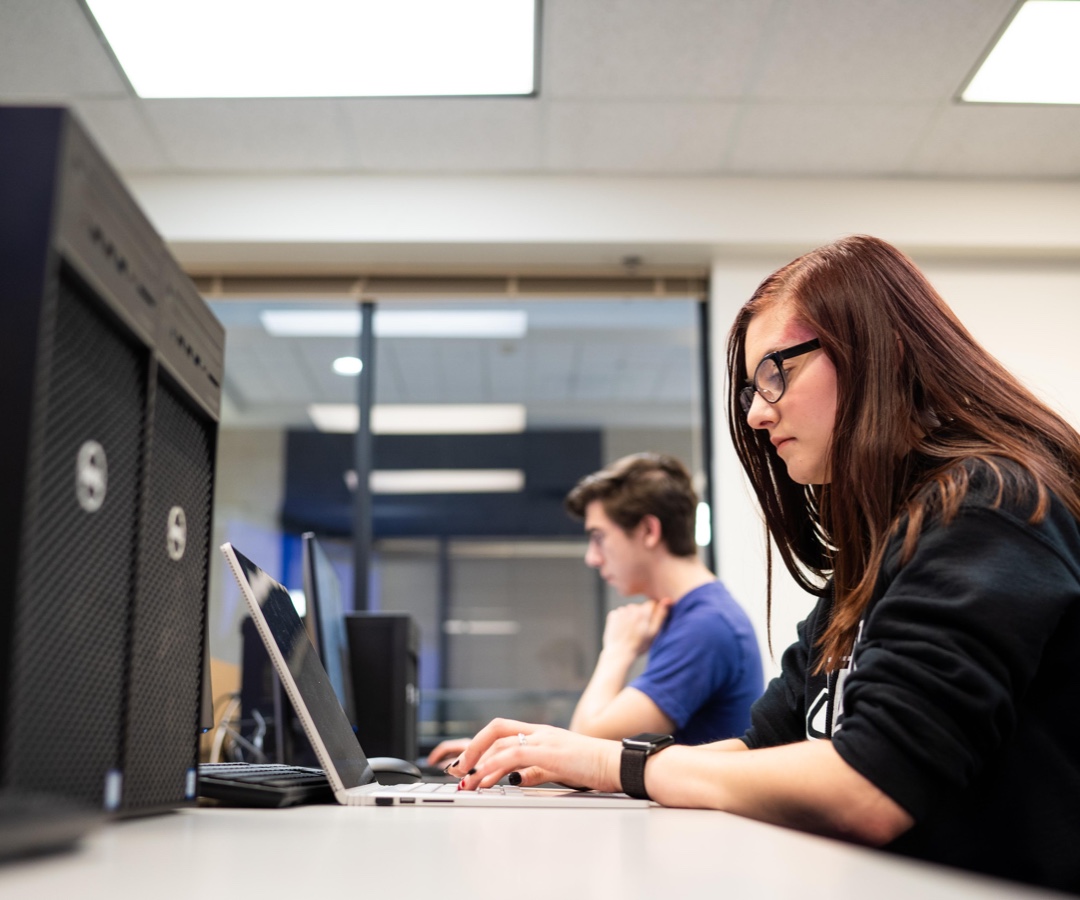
left=739, top=338, right=821, bottom=415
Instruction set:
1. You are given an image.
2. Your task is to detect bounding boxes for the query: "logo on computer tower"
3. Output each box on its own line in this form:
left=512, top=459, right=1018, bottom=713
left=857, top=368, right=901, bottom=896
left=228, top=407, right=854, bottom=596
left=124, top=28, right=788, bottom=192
left=166, top=505, right=187, bottom=561
left=75, top=440, right=108, bottom=513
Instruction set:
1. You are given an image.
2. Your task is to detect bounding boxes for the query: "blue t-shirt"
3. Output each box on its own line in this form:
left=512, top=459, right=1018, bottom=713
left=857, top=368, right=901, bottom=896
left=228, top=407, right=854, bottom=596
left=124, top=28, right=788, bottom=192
left=630, top=580, right=762, bottom=745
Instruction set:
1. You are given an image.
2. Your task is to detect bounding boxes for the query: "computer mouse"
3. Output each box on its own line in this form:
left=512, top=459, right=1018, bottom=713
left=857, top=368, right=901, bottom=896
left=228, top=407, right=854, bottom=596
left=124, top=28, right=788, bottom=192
left=367, top=757, right=424, bottom=785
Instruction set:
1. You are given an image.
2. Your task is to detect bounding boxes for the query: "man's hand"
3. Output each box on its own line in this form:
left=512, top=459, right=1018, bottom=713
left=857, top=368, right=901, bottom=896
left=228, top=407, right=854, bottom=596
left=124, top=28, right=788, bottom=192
left=601, top=597, right=674, bottom=659
left=426, top=738, right=470, bottom=768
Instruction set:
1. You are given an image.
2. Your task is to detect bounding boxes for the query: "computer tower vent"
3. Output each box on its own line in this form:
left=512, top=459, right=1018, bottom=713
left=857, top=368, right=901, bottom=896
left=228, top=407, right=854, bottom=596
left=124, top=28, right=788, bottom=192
left=6, top=272, right=145, bottom=810
left=122, top=377, right=214, bottom=812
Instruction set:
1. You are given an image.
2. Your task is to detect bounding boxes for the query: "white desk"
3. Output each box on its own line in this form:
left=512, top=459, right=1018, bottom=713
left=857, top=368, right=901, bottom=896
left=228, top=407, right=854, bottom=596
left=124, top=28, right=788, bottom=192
left=0, top=804, right=1064, bottom=900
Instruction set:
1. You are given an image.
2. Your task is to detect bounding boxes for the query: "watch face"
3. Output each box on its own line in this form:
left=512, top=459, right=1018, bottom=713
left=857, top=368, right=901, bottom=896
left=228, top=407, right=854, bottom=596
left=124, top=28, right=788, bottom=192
left=624, top=733, right=674, bottom=751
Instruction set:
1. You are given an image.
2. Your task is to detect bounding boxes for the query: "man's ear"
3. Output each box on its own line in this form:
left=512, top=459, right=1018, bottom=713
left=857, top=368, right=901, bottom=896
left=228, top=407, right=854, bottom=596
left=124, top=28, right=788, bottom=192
left=639, top=514, right=663, bottom=549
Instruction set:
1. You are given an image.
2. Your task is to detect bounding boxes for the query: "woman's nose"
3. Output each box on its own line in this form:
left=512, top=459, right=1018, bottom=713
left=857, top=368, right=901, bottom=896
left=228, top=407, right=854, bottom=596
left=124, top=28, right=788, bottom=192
left=745, top=391, right=775, bottom=430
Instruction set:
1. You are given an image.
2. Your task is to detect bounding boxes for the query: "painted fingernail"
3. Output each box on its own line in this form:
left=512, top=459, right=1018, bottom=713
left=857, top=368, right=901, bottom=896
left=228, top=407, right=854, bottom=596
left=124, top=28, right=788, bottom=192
left=467, top=768, right=476, bottom=775
left=508, top=771, right=522, bottom=786
left=444, top=757, right=461, bottom=774
left=456, top=779, right=465, bottom=791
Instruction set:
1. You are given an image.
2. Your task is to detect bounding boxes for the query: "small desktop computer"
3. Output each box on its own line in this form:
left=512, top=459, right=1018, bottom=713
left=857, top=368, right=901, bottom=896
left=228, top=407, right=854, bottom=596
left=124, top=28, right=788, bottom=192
left=345, top=614, right=419, bottom=762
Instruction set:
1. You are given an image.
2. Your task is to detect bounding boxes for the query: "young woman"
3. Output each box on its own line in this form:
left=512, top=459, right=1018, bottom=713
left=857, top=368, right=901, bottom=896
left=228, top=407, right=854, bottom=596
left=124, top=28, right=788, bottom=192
left=449, top=236, right=1080, bottom=893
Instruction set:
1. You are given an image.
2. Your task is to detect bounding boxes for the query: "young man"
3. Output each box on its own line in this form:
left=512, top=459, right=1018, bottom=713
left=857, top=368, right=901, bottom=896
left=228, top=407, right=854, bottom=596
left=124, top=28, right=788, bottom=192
left=562, top=453, right=762, bottom=743
left=428, top=453, right=762, bottom=765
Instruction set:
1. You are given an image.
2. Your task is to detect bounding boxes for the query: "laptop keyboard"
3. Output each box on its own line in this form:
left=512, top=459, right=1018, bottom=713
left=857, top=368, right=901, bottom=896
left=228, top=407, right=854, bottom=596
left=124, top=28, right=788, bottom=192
left=476, top=784, right=523, bottom=796
left=199, top=763, right=522, bottom=806
left=391, top=782, right=459, bottom=793
left=381, top=782, right=523, bottom=796
left=201, top=762, right=328, bottom=785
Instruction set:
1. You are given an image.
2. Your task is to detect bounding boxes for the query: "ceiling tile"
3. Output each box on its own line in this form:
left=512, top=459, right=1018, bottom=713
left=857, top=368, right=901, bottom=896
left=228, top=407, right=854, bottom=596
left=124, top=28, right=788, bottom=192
left=379, top=338, right=459, bottom=403
left=339, top=98, right=543, bottom=171
left=426, top=340, right=489, bottom=401
left=752, top=0, right=1016, bottom=102
left=528, top=340, right=579, bottom=402
left=296, top=338, right=358, bottom=402
left=139, top=99, right=353, bottom=172
left=0, top=0, right=128, bottom=96
left=486, top=343, right=529, bottom=402
left=69, top=98, right=171, bottom=172
left=726, top=102, right=937, bottom=175
left=544, top=100, right=741, bottom=173
left=908, top=103, right=1080, bottom=178
left=542, top=0, right=772, bottom=99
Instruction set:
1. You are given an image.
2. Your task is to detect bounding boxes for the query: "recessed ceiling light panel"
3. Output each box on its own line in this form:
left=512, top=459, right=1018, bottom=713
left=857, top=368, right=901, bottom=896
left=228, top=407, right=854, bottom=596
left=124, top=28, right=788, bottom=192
left=376, top=310, right=528, bottom=339
left=962, top=1, right=1080, bottom=104
left=308, top=403, right=526, bottom=434
left=370, top=469, right=525, bottom=494
left=260, top=308, right=527, bottom=338
left=85, top=0, right=537, bottom=98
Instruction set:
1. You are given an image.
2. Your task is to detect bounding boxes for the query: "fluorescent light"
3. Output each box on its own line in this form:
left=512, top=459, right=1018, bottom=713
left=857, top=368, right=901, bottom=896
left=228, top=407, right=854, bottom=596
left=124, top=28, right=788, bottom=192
left=376, top=310, right=527, bottom=339
left=332, top=356, right=363, bottom=376
left=369, top=469, right=525, bottom=494
left=309, top=404, right=360, bottom=433
left=308, top=403, right=526, bottom=434
left=374, top=404, right=525, bottom=434
left=85, top=0, right=537, bottom=98
left=963, top=1, right=1080, bottom=104
left=262, top=310, right=360, bottom=337
left=260, top=309, right=527, bottom=339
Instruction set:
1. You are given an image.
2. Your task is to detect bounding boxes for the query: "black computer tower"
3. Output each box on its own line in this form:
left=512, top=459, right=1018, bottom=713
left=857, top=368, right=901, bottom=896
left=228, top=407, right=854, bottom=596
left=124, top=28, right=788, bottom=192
left=345, top=614, right=419, bottom=761
left=0, top=106, right=223, bottom=815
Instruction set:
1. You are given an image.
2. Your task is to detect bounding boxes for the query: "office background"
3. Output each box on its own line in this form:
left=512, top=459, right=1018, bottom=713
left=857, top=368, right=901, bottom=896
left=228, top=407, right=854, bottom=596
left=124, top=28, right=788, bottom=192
left=3, top=0, right=1080, bottom=739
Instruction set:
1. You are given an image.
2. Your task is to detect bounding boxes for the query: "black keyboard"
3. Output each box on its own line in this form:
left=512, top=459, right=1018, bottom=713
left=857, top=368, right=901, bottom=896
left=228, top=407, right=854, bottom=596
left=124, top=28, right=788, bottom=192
left=198, top=763, right=335, bottom=808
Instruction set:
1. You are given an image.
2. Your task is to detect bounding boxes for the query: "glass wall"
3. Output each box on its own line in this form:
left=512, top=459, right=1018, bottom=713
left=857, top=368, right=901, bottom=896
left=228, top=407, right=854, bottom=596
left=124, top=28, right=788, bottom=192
left=205, top=288, right=707, bottom=754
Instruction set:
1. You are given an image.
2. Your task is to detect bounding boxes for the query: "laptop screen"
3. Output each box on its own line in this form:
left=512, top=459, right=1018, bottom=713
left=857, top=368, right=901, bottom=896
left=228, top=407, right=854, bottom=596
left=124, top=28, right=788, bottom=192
left=224, top=544, right=373, bottom=791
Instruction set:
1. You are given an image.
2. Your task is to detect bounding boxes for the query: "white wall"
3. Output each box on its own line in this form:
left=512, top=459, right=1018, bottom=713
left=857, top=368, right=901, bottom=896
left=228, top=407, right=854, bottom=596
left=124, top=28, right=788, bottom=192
left=919, top=260, right=1080, bottom=429
left=208, top=428, right=286, bottom=663
left=130, top=174, right=1080, bottom=275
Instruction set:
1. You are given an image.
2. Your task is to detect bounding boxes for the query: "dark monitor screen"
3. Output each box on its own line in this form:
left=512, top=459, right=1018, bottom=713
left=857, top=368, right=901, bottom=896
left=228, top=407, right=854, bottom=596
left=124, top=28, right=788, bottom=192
left=224, top=543, right=372, bottom=791
left=300, top=533, right=354, bottom=722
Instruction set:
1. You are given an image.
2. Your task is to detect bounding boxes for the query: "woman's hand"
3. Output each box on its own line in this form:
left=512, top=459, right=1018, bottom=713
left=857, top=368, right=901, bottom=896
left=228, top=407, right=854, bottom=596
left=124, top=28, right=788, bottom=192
left=447, top=718, right=622, bottom=793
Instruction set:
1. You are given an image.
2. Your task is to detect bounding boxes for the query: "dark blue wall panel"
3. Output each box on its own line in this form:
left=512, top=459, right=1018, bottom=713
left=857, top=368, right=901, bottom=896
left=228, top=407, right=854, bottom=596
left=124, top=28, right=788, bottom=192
left=282, top=430, right=601, bottom=538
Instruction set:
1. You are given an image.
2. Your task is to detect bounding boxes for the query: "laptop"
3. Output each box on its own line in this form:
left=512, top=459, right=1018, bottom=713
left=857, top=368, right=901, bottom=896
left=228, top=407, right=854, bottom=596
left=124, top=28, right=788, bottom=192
left=220, top=542, right=651, bottom=808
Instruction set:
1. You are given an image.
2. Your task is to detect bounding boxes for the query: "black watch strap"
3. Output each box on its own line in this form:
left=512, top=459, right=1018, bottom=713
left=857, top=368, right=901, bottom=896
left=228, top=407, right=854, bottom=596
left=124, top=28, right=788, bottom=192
left=620, top=744, right=651, bottom=800
left=620, top=734, right=673, bottom=800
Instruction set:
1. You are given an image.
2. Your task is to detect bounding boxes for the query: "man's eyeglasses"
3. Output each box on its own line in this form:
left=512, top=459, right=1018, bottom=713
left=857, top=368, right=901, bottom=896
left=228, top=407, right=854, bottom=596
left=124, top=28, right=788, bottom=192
left=739, top=339, right=821, bottom=415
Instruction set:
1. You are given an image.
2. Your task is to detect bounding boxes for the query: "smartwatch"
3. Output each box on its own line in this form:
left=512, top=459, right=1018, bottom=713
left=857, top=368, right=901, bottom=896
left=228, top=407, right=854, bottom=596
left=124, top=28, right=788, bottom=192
left=620, top=732, right=674, bottom=800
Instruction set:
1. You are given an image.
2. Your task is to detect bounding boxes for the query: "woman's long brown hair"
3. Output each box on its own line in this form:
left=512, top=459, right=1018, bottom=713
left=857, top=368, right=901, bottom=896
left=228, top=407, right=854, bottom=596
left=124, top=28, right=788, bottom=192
left=726, top=235, right=1080, bottom=672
